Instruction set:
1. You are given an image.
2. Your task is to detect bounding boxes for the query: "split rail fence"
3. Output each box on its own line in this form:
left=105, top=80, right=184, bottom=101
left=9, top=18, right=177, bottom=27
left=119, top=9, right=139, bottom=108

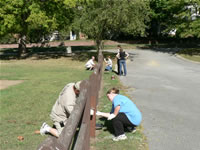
left=37, top=51, right=103, bottom=150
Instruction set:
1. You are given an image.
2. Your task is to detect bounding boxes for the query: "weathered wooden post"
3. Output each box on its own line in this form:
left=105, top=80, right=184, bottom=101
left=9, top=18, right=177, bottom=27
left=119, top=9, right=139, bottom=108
left=58, top=81, right=88, bottom=149
left=89, top=72, right=97, bottom=138
left=37, top=81, right=88, bottom=150
left=74, top=81, right=91, bottom=150
left=37, top=51, right=103, bottom=149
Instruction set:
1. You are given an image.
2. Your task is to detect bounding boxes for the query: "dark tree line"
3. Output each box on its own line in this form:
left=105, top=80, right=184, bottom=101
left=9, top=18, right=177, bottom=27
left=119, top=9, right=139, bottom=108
left=0, top=0, right=199, bottom=56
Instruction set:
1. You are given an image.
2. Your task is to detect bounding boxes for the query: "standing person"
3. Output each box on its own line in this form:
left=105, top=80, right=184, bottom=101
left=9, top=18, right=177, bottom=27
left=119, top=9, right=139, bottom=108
left=85, top=56, right=95, bottom=70
left=104, top=56, right=112, bottom=71
left=40, top=81, right=82, bottom=137
left=116, top=45, right=121, bottom=74
left=116, top=48, right=129, bottom=76
left=96, top=88, right=142, bottom=141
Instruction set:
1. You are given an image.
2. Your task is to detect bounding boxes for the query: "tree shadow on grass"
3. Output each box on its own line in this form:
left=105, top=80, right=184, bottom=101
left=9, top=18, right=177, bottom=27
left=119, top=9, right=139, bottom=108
left=72, top=51, right=118, bottom=62
left=0, top=46, right=96, bottom=60
left=177, top=48, right=200, bottom=56
left=137, top=43, right=200, bottom=55
left=98, top=117, right=115, bottom=135
left=0, top=45, right=120, bottom=62
left=115, top=38, right=200, bottom=55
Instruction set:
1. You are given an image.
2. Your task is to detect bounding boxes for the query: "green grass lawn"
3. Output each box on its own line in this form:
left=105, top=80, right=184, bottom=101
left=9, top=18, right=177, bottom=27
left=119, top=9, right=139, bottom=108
left=0, top=52, right=147, bottom=150
left=179, top=54, right=200, bottom=62
left=103, top=44, right=147, bottom=50
left=177, top=48, right=200, bottom=62
left=0, top=58, right=91, bottom=150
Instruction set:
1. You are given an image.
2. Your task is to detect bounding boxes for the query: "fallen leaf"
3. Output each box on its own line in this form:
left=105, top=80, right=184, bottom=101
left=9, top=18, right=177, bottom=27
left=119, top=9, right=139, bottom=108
left=8, top=120, right=16, bottom=123
left=17, top=136, right=24, bottom=141
left=34, top=130, right=40, bottom=134
left=26, top=122, right=37, bottom=125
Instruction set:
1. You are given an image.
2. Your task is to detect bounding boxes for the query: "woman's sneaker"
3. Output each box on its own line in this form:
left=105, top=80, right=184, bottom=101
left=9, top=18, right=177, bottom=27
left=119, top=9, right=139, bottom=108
left=131, top=128, right=136, bottom=133
left=40, top=122, right=50, bottom=135
left=113, top=134, right=127, bottom=141
left=127, top=126, right=136, bottom=133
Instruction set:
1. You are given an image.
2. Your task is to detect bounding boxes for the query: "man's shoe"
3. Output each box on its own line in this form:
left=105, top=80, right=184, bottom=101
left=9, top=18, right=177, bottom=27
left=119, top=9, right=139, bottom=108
left=113, top=134, right=127, bottom=141
left=40, top=122, right=50, bottom=136
left=40, top=127, right=47, bottom=136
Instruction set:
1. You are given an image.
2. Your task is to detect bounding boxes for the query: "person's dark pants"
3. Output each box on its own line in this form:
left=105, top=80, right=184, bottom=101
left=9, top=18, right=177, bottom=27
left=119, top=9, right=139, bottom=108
left=112, top=113, right=136, bottom=136
left=117, top=59, right=120, bottom=74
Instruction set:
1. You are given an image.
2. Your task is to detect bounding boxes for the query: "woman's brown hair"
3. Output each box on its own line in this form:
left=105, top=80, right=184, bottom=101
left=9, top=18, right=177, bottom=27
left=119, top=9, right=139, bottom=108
left=107, top=88, right=120, bottom=94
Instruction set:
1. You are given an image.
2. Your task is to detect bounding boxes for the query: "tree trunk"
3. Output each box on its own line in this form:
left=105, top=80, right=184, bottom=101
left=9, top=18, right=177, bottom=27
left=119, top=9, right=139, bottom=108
left=18, top=35, right=27, bottom=58
left=95, top=39, right=103, bottom=55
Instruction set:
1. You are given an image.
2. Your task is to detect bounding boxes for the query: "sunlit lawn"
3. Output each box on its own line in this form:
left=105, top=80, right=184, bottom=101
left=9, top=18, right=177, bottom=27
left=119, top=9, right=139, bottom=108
left=179, top=54, right=200, bottom=62
left=0, top=57, right=91, bottom=150
left=0, top=52, right=147, bottom=150
left=178, top=48, right=200, bottom=62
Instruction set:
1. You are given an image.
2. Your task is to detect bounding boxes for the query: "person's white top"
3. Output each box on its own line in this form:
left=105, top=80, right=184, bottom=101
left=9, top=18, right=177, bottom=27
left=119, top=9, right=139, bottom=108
left=117, top=48, right=120, bottom=53
left=85, top=59, right=95, bottom=68
left=104, top=58, right=112, bottom=67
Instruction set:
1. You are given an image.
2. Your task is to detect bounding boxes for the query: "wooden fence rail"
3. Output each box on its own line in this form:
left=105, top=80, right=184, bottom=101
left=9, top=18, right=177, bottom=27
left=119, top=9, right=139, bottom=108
left=37, top=51, right=103, bottom=150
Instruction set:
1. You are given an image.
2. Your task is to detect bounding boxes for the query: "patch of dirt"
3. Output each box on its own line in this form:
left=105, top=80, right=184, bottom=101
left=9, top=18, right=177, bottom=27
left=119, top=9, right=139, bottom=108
left=0, top=80, right=24, bottom=90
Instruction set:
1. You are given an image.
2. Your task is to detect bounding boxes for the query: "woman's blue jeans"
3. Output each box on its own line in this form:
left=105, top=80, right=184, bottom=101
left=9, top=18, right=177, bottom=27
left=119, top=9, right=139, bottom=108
left=105, top=66, right=112, bottom=71
left=119, top=60, right=127, bottom=76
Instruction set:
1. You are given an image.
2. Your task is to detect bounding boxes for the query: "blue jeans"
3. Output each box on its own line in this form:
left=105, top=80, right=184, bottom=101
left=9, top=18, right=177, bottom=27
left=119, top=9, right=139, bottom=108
left=105, top=66, right=112, bottom=71
left=119, top=60, right=127, bottom=76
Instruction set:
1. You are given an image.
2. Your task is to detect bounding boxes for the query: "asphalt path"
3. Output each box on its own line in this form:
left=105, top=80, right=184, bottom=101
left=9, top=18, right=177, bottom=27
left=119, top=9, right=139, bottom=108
left=119, top=49, right=200, bottom=150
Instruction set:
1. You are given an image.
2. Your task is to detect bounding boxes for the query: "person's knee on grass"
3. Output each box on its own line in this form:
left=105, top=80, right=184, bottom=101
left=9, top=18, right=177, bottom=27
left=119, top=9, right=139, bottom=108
left=39, top=81, right=82, bottom=137
left=95, top=87, right=142, bottom=141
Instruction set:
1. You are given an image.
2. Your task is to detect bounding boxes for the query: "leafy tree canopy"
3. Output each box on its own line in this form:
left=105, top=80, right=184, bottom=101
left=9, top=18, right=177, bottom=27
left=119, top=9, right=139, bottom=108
left=0, top=0, right=78, bottom=56
left=73, top=0, right=150, bottom=44
left=150, top=0, right=200, bottom=38
left=0, top=0, right=76, bottom=41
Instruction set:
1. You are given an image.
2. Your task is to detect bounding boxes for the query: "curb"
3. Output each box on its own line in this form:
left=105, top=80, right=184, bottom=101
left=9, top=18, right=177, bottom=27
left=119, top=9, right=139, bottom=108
left=174, top=54, right=200, bottom=64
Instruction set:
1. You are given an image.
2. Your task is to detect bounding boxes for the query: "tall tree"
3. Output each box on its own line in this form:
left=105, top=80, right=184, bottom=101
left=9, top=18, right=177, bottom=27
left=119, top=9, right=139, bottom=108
left=149, top=0, right=200, bottom=38
left=173, top=0, right=200, bottom=38
left=73, top=0, right=150, bottom=52
left=0, top=0, right=75, bottom=57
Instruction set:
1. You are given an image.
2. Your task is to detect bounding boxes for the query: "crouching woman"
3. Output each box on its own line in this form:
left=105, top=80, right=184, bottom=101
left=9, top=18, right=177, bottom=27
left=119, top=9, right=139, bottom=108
left=96, top=88, right=142, bottom=141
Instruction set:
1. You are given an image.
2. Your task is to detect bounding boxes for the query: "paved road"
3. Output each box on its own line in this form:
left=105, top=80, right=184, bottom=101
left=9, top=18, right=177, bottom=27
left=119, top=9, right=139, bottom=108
left=119, top=49, right=200, bottom=150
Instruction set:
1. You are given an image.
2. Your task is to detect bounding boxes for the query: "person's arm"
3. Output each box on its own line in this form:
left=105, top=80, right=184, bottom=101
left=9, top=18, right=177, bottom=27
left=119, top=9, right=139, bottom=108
left=109, top=59, right=112, bottom=67
left=116, top=53, right=120, bottom=59
left=91, top=60, right=95, bottom=66
left=113, top=105, right=120, bottom=116
left=96, top=104, right=116, bottom=118
left=105, top=60, right=109, bottom=65
left=63, top=91, right=76, bottom=114
left=105, top=105, right=120, bottom=120
left=106, top=105, right=120, bottom=120
left=49, top=128, right=59, bottom=138
left=96, top=111, right=110, bottom=118
left=125, top=52, right=129, bottom=59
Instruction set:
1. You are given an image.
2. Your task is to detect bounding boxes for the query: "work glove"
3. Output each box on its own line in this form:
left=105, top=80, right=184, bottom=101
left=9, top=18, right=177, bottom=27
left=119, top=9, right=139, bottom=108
left=96, top=111, right=104, bottom=116
left=107, top=113, right=116, bottom=120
